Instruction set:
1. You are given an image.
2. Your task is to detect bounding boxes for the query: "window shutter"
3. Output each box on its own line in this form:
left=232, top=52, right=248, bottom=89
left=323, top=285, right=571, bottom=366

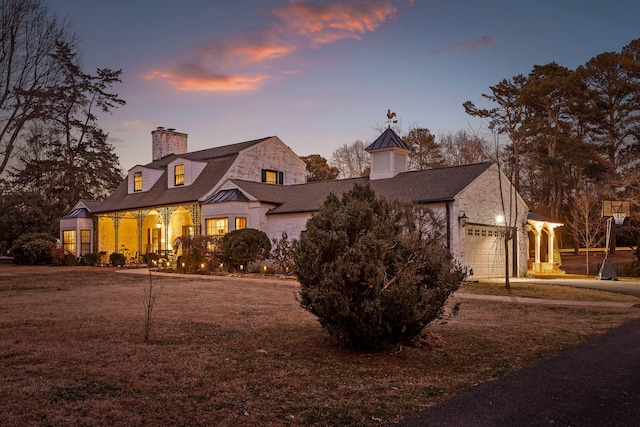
left=278, top=171, right=284, bottom=185
left=261, top=169, right=267, bottom=182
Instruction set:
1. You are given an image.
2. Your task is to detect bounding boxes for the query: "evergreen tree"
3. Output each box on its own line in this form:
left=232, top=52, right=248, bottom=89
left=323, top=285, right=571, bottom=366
left=404, top=127, right=445, bottom=170
left=294, top=185, right=465, bottom=349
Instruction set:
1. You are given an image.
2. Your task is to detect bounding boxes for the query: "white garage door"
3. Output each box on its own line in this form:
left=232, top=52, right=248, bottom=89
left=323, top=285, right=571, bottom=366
left=463, top=225, right=507, bottom=278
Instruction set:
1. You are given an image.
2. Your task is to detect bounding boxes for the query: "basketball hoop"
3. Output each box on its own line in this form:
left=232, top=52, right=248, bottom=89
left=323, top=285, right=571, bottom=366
left=612, top=212, right=626, bottom=225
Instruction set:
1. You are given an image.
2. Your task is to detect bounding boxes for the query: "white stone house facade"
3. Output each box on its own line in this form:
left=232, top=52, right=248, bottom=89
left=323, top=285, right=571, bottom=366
left=61, top=127, right=544, bottom=278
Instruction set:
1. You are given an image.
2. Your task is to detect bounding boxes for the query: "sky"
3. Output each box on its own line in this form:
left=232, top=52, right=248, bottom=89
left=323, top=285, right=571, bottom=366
left=45, top=0, right=640, bottom=173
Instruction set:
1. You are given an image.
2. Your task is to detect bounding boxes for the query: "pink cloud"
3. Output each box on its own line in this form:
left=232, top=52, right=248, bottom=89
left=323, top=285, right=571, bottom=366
left=196, top=38, right=293, bottom=63
left=429, top=36, right=496, bottom=56
left=273, top=0, right=398, bottom=45
left=148, top=1, right=407, bottom=93
left=145, top=63, right=268, bottom=92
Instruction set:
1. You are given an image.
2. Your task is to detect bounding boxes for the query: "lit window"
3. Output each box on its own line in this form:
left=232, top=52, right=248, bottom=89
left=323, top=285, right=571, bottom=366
left=265, top=170, right=277, bottom=184
left=235, top=217, right=247, bottom=230
left=80, top=230, right=91, bottom=255
left=63, top=230, right=76, bottom=255
left=134, top=172, right=142, bottom=191
left=174, top=164, right=185, bottom=186
left=262, top=169, right=283, bottom=185
left=206, top=218, right=228, bottom=235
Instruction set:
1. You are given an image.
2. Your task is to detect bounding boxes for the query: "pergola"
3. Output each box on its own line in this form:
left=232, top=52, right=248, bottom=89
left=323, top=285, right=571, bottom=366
left=527, top=213, right=564, bottom=274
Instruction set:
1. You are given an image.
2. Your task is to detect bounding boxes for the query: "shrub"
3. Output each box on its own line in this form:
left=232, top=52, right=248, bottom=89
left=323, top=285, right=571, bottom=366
left=220, top=228, right=271, bottom=272
left=63, top=253, right=78, bottom=266
left=294, top=184, right=465, bottom=350
left=11, top=233, right=57, bottom=265
left=51, top=246, right=65, bottom=265
left=622, top=260, right=640, bottom=277
left=84, top=252, right=99, bottom=266
left=270, top=231, right=296, bottom=274
left=144, top=253, right=159, bottom=265
left=173, top=235, right=219, bottom=273
left=109, top=252, right=126, bottom=266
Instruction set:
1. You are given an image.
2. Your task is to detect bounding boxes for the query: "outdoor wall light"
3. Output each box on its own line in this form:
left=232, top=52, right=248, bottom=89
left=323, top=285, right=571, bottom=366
left=156, top=217, right=162, bottom=228
left=496, top=215, right=505, bottom=225
left=458, top=212, right=468, bottom=228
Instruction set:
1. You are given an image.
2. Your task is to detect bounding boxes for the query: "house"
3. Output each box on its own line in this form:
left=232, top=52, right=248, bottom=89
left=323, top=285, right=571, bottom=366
left=60, top=127, right=558, bottom=278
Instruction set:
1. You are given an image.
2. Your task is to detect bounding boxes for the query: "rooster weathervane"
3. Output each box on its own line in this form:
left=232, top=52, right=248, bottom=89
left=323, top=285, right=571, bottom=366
left=386, top=109, right=397, bottom=128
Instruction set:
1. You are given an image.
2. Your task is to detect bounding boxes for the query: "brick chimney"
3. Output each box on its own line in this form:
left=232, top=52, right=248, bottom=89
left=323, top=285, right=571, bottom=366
left=151, top=127, right=188, bottom=161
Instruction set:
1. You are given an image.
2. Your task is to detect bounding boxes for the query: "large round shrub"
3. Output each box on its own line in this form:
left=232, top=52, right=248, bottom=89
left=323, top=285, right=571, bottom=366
left=220, top=228, right=271, bottom=271
left=11, top=233, right=57, bottom=265
left=294, top=184, right=465, bottom=349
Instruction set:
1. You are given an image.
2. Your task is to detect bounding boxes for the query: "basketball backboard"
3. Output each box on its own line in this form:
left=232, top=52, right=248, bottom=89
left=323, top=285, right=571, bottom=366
left=602, top=201, right=630, bottom=217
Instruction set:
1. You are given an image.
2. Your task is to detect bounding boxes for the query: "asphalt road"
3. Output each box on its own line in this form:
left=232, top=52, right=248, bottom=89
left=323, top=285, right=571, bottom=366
left=393, top=317, right=640, bottom=426
left=394, top=277, right=640, bottom=426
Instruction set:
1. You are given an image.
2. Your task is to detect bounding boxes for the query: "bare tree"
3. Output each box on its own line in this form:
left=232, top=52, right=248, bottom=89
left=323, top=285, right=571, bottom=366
left=567, top=192, right=604, bottom=276
left=439, top=130, right=491, bottom=166
left=0, top=0, right=74, bottom=176
left=330, top=140, right=369, bottom=179
left=142, top=268, right=165, bottom=342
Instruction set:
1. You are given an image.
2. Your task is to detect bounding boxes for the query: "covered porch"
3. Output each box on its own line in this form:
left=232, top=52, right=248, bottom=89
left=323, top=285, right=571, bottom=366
left=527, top=213, right=564, bottom=275
left=95, top=204, right=201, bottom=264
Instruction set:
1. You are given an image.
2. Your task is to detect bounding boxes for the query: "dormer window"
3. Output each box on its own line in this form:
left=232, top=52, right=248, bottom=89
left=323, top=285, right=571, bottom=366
left=134, top=172, right=143, bottom=192
left=262, top=169, right=283, bottom=185
left=174, top=164, right=185, bottom=186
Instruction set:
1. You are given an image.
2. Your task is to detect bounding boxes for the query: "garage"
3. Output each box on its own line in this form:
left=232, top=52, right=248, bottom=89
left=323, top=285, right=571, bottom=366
left=463, top=225, right=509, bottom=278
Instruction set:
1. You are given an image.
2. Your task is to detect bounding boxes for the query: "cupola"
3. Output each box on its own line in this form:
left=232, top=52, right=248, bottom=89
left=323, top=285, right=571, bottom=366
left=365, top=127, right=410, bottom=180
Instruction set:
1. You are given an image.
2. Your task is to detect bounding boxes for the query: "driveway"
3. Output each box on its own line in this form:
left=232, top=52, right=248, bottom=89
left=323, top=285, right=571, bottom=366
left=484, top=276, right=640, bottom=298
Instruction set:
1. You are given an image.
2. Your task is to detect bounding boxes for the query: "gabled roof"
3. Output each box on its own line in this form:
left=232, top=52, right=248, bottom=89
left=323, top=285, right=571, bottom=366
left=365, top=128, right=410, bottom=151
left=93, top=137, right=271, bottom=213
left=232, top=162, right=494, bottom=214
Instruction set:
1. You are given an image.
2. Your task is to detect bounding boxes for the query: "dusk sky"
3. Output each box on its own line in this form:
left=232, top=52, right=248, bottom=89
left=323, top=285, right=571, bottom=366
left=45, top=0, right=639, bottom=173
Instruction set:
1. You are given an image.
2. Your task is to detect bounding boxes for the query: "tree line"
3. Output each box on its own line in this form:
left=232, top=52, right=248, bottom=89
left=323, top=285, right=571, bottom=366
left=309, top=38, right=640, bottom=248
left=0, top=0, right=124, bottom=252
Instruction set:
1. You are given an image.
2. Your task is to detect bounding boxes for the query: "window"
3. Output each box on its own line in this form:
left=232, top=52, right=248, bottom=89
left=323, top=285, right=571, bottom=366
left=261, top=169, right=284, bottom=185
left=174, top=164, right=185, bottom=186
left=206, top=218, right=228, bottom=235
left=63, top=230, right=76, bottom=255
left=235, top=217, right=247, bottom=231
left=265, top=170, right=277, bottom=184
left=80, top=230, right=91, bottom=255
left=134, top=172, right=143, bottom=191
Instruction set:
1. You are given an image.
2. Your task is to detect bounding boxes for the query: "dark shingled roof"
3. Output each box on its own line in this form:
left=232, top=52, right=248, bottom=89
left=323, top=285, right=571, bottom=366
left=365, top=128, right=410, bottom=151
left=93, top=137, right=270, bottom=213
left=232, top=162, right=493, bottom=215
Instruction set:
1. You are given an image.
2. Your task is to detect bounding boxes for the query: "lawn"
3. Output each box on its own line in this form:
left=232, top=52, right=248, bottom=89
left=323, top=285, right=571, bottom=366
left=1, top=265, right=639, bottom=426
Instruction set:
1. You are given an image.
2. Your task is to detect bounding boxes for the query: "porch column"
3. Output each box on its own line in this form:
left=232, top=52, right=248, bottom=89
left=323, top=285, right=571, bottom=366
left=134, top=210, right=150, bottom=260
left=158, top=207, right=177, bottom=254
left=186, top=204, right=202, bottom=235
left=92, top=216, right=99, bottom=254
left=111, top=213, right=124, bottom=253
left=547, top=226, right=555, bottom=266
left=534, top=224, right=542, bottom=264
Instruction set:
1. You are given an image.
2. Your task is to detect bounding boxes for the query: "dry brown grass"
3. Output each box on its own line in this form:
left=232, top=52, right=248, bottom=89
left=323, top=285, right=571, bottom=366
left=1, top=265, right=639, bottom=426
